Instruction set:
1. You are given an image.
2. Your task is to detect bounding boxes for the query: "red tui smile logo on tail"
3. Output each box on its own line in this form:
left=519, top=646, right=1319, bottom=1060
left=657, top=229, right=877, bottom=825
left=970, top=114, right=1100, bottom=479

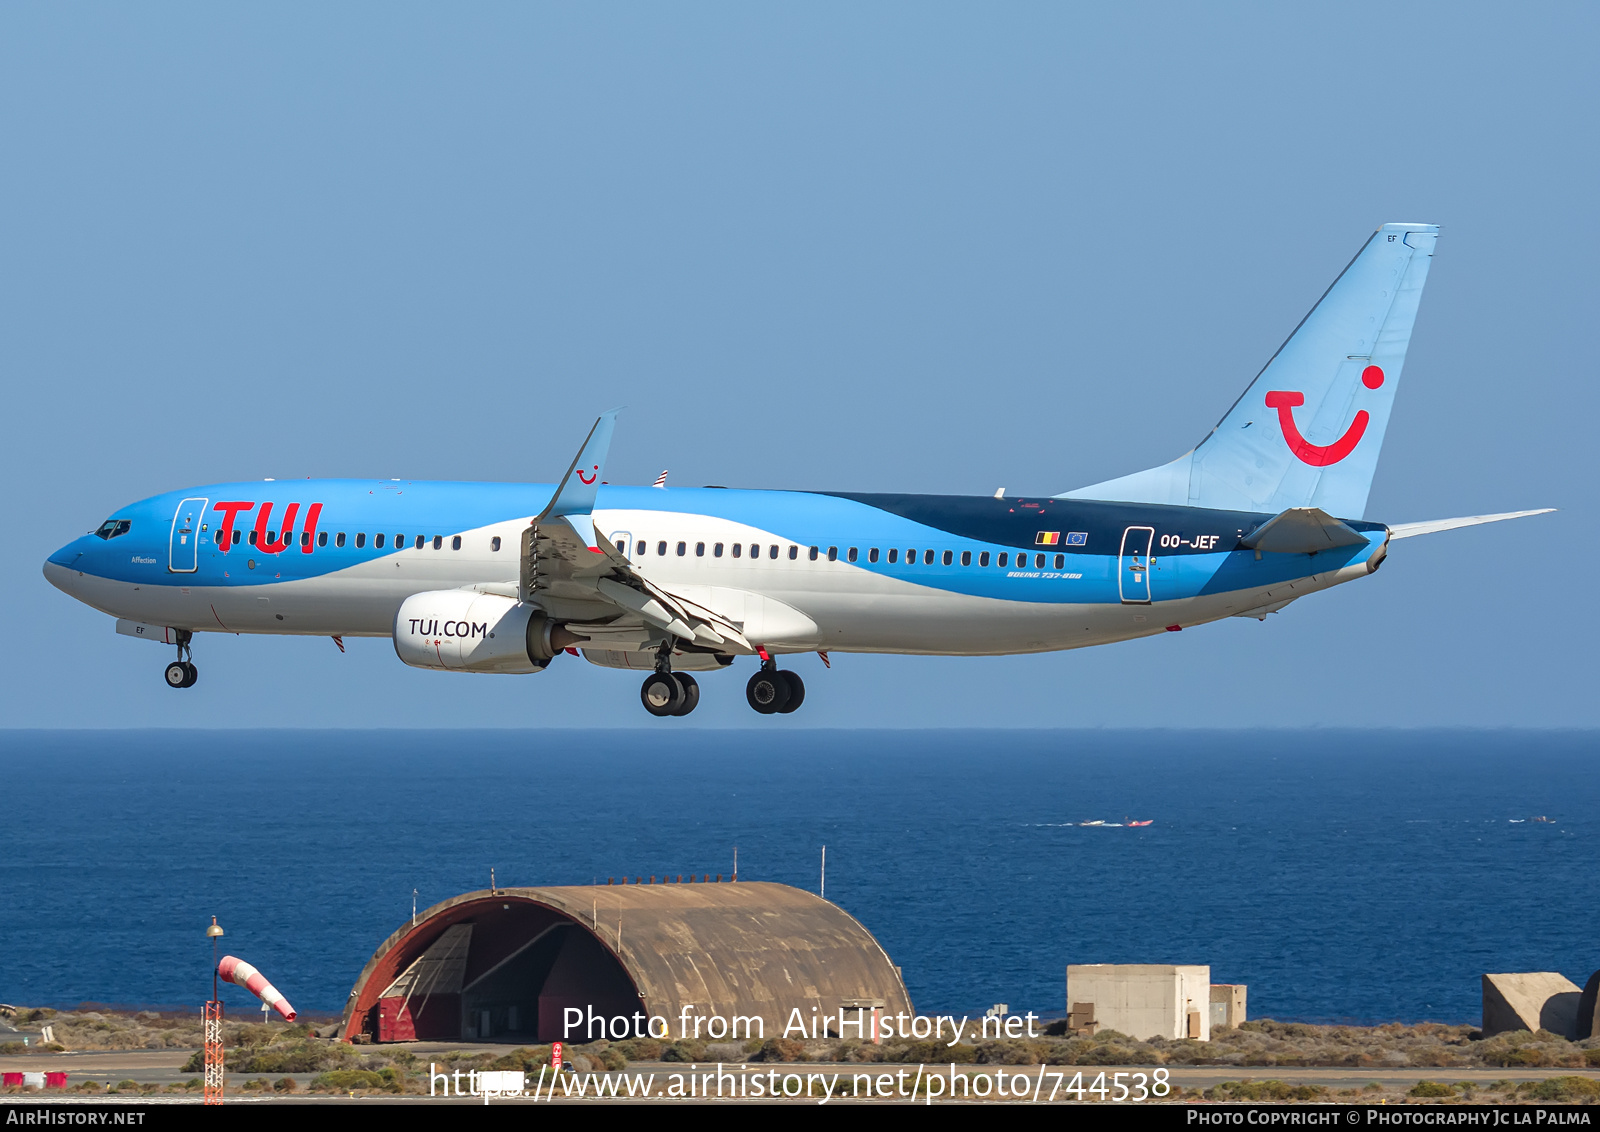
left=1266, top=366, right=1384, bottom=467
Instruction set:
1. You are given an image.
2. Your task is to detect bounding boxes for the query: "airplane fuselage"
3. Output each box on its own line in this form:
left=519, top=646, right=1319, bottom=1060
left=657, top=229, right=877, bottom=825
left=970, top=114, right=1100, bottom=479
left=45, top=479, right=1388, bottom=659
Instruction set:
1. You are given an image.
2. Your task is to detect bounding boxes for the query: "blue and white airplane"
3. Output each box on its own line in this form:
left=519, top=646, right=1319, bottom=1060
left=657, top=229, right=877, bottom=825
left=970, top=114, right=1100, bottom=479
left=45, top=222, right=1548, bottom=716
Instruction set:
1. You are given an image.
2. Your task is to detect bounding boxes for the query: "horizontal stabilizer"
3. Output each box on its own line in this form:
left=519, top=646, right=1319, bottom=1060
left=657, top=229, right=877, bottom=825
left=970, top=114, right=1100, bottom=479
left=1240, top=507, right=1369, bottom=554
left=1386, top=508, right=1554, bottom=540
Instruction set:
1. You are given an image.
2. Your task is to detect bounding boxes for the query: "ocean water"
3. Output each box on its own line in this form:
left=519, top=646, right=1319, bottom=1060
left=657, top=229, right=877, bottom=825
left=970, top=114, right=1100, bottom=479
left=0, top=729, right=1594, bottom=1026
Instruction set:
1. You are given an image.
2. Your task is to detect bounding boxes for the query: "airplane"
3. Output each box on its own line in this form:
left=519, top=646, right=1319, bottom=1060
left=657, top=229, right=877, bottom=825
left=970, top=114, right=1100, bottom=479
left=44, top=222, right=1550, bottom=717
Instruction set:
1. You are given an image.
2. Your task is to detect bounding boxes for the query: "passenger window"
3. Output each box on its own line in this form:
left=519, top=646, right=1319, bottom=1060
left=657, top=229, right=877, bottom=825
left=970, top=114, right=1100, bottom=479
left=941, top=550, right=952, bottom=566
left=336, top=532, right=345, bottom=548
left=318, top=531, right=328, bottom=547
left=415, top=535, right=424, bottom=550
left=248, top=531, right=258, bottom=546
left=677, top=541, right=687, bottom=556
left=868, top=548, right=879, bottom=563
left=301, top=531, right=311, bottom=548
left=696, top=542, right=705, bottom=557
left=769, top=545, right=779, bottom=559
left=924, top=549, right=935, bottom=565
left=658, top=541, right=668, bottom=556
left=395, top=534, right=403, bottom=548
left=808, top=546, right=818, bottom=561
left=491, top=536, right=501, bottom=552
left=1036, top=553, right=1046, bottom=568
left=887, top=549, right=898, bottom=564
left=214, top=531, right=225, bottom=545
left=828, top=546, right=838, bottom=562
left=1055, top=554, right=1064, bottom=568
left=433, top=536, right=443, bottom=550
left=453, top=536, right=462, bottom=551
left=906, top=548, right=916, bottom=563
left=267, top=530, right=277, bottom=544
left=356, top=533, right=366, bottom=548
left=714, top=542, right=724, bottom=557
left=960, top=550, right=971, bottom=566
left=979, top=551, right=989, bottom=567
left=375, top=534, right=385, bottom=548
left=788, top=546, right=798, bottom=560
left=848, top=547, right=858, bottom=563
left=752, top=544, right=761, bottom=559
left=636, top=540, right=646, bottom=556
left=998, top=551, right=1007, bottom=567
left=732, top=543, right=742, bottom=558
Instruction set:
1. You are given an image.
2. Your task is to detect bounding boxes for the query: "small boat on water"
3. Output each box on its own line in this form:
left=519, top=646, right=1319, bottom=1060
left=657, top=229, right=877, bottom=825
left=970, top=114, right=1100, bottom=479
left=1127, top=819, right=1154, bottom=827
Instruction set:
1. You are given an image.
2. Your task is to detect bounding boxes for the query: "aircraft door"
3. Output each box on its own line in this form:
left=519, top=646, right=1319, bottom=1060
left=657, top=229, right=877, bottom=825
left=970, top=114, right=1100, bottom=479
left=1118, top=525, right=1154, bottom=604
left=610, top=531, right=634, bottom=561
left=169, top=497, right=208, bottom=573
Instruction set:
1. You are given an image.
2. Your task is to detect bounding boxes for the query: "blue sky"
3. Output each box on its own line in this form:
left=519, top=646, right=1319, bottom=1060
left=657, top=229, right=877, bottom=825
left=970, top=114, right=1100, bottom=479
left=4, top=3, right=1594, bottom=728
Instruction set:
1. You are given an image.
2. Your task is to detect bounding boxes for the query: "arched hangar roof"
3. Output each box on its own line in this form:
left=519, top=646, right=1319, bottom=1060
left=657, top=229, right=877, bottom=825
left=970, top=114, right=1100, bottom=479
left=342, top=881, right=912, bottom=1042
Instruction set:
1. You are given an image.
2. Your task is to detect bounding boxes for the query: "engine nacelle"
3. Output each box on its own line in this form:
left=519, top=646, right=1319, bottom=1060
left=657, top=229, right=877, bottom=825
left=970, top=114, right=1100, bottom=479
left=392, top=591, right=583, bottom=673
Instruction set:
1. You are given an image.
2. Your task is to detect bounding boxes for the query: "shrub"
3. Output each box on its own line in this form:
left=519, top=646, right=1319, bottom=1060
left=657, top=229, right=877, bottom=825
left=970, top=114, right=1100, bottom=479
left=663, top=1040, right=709, bottom=1063
left=750, top=1039, right=805, bottom=1063
left=1205, top=1079, right=1329, bottom=1101
left=1519, top=1076, right=1600, bottom=1102
left=0, top=1043, right=24, bottom=1055
left=273, top=1077, right=298, bottom=1093
left=311, top=1069, right=387, bottom=1093
left=612, top=1038, right=663, bottom=1061
left=1409, top=1080, right=1453, bottom=1097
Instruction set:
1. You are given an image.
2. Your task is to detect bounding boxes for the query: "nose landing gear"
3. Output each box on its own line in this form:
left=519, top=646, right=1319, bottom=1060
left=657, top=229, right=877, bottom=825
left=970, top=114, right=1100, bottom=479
left=164, top=630, right=198, bottom=689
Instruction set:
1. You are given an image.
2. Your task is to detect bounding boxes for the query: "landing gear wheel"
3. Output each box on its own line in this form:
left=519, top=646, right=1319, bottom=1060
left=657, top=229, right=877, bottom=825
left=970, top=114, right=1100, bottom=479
left=670, top=673, right=700, bottom=716
left=776, top=669, right=804, bottom=713
left=746, top=668, right=791, bottom=714
left=181, top=662, right=198, bottom=688
left=641, top=672, right=684, bottom=717
left=165, top=662, right=190, bottom=689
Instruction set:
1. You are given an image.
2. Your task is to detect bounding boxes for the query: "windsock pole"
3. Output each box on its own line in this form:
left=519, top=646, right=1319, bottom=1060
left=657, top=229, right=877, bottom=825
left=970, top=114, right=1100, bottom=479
left=218, top=956, right=297, bottom=1022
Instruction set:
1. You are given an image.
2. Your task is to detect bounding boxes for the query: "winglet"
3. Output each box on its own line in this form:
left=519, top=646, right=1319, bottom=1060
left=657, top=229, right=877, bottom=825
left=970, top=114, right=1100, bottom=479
left=537, top=410, right=620, bottom=523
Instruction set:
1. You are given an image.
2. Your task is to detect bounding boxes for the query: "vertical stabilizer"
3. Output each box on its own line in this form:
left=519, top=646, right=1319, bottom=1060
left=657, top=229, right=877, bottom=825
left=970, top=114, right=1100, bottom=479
left=1061, top=222, right=1438, bottom=519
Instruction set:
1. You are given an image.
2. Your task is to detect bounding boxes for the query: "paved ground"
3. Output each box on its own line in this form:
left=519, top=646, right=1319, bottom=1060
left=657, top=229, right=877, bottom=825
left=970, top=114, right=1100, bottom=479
left=4, top=1047, right=1598, bottom=1103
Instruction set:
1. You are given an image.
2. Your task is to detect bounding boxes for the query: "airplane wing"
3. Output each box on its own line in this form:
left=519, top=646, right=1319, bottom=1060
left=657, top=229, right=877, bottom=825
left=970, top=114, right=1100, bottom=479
left=515, top=413, right=755, bottom=654
left=1385, top=508, right=1554, bottom=540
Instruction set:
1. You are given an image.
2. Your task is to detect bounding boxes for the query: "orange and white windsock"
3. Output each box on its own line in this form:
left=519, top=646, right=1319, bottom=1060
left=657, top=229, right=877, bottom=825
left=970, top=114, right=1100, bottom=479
left=217, top=956, right=296, bottom=1022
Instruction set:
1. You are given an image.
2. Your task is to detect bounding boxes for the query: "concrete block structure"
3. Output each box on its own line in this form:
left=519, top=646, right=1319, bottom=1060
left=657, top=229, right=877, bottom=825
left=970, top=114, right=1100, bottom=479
left=1210, top=984, right=1247, bottom=1030
left=1481, top=972, right=1582, bottom=1038
left=1066, top=964, right=1210, bottom=1042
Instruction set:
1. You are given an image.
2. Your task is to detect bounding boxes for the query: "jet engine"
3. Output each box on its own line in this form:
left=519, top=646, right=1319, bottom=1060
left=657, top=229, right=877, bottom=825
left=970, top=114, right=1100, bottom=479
left=392, top=591, right=584, bottom=673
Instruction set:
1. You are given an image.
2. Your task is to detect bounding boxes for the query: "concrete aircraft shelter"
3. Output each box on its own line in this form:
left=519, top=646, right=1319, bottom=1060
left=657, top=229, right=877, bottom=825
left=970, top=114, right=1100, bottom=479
left=341, top=881, right=912, bottom=1044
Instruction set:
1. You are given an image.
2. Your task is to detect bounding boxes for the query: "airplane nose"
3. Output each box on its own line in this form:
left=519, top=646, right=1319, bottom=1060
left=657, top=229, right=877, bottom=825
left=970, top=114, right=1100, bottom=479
left=47, top=541, right=83, bottom=568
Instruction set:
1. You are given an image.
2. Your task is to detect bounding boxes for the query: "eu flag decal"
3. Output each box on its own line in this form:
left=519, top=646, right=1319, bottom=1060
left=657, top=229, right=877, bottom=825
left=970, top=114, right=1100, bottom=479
left=1065, top=532, right=1088, bottom=546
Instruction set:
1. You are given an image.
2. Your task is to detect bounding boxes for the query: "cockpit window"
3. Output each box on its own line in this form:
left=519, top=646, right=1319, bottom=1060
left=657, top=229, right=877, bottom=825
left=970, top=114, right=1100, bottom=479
left=93, top=519, right=132, bottom=540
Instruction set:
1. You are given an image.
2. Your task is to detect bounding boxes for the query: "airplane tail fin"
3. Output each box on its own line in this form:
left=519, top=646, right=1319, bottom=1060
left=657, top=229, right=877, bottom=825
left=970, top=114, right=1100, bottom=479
left=1061, top=222, right=1439, bottom=519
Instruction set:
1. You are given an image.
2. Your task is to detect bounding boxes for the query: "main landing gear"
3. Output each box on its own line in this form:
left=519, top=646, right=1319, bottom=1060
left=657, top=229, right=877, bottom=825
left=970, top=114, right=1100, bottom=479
left=640, top=643, right=699, bottom=717
left=746, top=660, right=803, bottom=715
left=164, top=630, right=198, bottom=689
